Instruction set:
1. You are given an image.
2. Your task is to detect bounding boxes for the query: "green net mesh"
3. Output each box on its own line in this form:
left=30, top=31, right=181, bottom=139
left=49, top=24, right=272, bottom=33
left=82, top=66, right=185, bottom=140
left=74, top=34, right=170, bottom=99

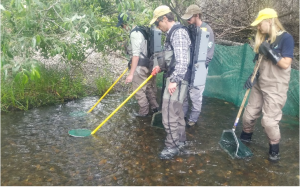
left=151, top=112, right=164, bottom=129
left=219, top=129, right=253, bottom=159
left=69, top=111, right=88, bottom=117
left=156, top=44, right=299, bottom=117
left=68, top=129, right=91, bottom=137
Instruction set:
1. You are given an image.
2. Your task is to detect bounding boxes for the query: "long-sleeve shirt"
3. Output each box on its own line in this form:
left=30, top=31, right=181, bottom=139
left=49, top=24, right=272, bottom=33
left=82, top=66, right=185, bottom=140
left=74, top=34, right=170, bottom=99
left=164, top=22, right=191, bottom=83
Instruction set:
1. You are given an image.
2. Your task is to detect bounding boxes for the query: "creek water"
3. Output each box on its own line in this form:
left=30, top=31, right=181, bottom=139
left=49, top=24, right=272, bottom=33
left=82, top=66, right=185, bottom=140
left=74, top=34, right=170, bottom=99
left=1, top=91, right=299, bottom=185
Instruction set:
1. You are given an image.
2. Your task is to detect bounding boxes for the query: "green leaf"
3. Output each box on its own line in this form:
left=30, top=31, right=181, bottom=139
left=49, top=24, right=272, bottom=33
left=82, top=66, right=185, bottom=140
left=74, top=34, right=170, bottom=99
left=30, top=69, right=35, bottom=80
left=130, top=1, right=134, bottom=10
left=36, top=35, right=41, bottom=45
left=67, top=53, right=72, bottom=60
left=23, top=74, right=28, bottom=84
left=34, top=69, right=40, bottom=79
left=118, top=4, right=122, bottom=12
left=14, top=72, right=22, bottom=82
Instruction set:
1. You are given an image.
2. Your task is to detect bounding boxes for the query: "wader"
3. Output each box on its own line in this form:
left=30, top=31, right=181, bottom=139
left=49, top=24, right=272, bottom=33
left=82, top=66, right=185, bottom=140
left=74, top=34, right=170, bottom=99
left=161, top=47, right=191, bottom=147
left=127, top=29, right=159, bottom=115
left=132, top=64, right=158, bottom=115
left=162, top=78, right=189, bottom=147
left=242, top=55, right=291, bottom=144
left=183, top=67, right=209, bottom=122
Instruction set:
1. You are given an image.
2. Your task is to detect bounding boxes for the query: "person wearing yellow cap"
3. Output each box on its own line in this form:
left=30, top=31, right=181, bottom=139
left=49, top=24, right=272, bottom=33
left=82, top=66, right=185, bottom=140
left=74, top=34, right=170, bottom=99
left=240, top=8, right=294, bottom=161
left=150, top=5, right=191, bottom=159
left=181, top=4, right=215, bottom=127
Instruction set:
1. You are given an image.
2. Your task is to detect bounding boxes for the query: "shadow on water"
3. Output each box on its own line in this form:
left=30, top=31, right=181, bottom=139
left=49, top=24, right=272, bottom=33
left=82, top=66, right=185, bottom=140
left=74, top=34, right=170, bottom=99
left=1, top=91, right=299, bottom=185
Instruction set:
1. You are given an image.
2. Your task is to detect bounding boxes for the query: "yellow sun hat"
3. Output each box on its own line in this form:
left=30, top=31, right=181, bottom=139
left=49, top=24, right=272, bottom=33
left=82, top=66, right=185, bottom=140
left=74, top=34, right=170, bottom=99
left=251, top=8, right=278, bottom=26
left=149, top=5, right=171, bottom=25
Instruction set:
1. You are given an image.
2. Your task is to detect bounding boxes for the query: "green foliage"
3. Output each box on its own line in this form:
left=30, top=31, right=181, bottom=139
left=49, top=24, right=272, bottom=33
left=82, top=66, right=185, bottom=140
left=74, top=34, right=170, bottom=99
left=1, top=63, right=86, bottom=111
left=95, top=70, right=113, bottom=96
left=0, top=0, right=169, bottom=111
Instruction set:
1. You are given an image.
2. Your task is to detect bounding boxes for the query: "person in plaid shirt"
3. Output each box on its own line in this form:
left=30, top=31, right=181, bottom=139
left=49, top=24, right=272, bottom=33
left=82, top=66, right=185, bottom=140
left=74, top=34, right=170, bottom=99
left=150, top=5, right=191, bottom=159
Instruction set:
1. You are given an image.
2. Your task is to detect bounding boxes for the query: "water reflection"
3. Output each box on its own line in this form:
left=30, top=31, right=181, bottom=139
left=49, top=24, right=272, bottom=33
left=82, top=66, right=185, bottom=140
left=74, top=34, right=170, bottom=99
left=1, top=92, right=299, bottom=185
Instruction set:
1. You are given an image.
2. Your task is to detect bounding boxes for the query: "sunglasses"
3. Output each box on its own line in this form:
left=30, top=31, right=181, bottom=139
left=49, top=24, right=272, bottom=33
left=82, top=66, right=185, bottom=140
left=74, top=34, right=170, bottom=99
left=187, top=17, right=193, bottom=21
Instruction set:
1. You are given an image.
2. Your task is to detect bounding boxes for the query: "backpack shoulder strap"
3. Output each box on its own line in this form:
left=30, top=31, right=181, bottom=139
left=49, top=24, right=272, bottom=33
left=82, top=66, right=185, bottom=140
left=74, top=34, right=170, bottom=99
left=165, top=24, right=186, bottom=46
left=130, top=26, right=148, bottom=40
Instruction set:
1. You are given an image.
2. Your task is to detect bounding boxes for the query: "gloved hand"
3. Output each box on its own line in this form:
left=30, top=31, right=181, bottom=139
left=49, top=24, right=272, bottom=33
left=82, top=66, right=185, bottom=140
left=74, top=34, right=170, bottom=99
left=259, top=41, right=282, bottom=65
left=244, top=71, right=260, bottom=89
left=151, top=66, right=161, bottom=76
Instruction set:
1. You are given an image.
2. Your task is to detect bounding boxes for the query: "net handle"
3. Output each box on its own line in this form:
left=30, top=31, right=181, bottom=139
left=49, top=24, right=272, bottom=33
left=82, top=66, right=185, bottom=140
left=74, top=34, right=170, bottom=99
left=233, top=55, right=263, bottom=130
left=91, top=67, right=159, bottom=135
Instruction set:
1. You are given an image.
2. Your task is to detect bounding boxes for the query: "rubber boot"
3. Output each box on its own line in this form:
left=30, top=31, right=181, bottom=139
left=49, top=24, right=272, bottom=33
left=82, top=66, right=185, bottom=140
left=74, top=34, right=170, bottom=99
left=269, top=143, right=280, bottom=161
left=159, top=147, right=179, bottom=159
left=240, top=131, right=253, bottom=142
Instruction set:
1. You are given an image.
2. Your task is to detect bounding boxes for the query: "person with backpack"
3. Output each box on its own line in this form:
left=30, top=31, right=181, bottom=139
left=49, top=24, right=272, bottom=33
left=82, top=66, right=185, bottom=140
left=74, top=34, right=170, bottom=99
left=240, top=8, right=294, bottom=161
left=116, top=13, right=159, bottom=117
left=181, top=4, right=215, bottom=127
left=150, top=5, right=191, bottom=159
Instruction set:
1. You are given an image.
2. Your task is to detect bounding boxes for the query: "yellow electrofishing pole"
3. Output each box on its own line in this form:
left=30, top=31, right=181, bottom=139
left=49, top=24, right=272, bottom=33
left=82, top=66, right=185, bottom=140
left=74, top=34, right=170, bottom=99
left=68, top=67, right=159, bottom=137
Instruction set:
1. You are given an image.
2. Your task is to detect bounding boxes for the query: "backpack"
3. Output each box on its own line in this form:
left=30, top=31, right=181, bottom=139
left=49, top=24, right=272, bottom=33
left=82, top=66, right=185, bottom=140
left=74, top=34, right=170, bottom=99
left=131, top=26, right=163, bottom=58
left=130, top=26, right=152, bottom=58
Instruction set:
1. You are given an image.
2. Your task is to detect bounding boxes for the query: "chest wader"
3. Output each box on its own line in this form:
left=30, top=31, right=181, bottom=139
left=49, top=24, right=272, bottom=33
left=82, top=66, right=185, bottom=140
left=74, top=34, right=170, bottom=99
left=161, top=49, right=190, bottom=150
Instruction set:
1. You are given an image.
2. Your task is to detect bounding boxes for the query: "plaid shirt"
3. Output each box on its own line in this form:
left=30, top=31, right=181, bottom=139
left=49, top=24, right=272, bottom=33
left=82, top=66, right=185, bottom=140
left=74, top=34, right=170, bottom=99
left=164, top=22, right=191, bottom=83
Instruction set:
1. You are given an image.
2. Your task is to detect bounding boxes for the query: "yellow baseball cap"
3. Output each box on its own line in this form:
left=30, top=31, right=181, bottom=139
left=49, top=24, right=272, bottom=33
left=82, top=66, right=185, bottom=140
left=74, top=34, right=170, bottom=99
left=251, top=8, right=278, bottom=26
left=181, top=5, right=201, bottom=20
left=149, top=5, right=171, bottom=25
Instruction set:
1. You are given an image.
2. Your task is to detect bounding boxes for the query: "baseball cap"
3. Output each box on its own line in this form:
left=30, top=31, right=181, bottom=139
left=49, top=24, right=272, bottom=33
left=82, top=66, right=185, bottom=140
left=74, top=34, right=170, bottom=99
left=251, top=8, right=278, bottom=26
left=149, top=5, right=171, bottom=25
left=181, top=4, right=201, bottom=20
left=116, top=13, right=129, bottom=27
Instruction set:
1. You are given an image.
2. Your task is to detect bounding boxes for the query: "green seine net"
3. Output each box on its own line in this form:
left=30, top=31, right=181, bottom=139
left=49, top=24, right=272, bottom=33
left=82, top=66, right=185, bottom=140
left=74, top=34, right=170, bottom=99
left=156, top=44, right=298, bottom=117
left=68, top=129, right=91, bottom=137
left=219, top=130, right=253, bottom=159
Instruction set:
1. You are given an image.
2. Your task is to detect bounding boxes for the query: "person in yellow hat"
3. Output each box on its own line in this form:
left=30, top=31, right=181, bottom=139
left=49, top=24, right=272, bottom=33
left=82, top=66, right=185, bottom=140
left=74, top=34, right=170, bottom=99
left=150, top=5, right=191, bottom=159
left=240, top=8, right=294, bottom=161
left=181, top=4, right=215, bottom=127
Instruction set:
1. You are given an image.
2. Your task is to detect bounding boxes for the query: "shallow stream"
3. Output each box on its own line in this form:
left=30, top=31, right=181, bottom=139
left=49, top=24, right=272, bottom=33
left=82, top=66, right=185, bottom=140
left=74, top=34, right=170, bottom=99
left=1, top=92, right=299, bottom=185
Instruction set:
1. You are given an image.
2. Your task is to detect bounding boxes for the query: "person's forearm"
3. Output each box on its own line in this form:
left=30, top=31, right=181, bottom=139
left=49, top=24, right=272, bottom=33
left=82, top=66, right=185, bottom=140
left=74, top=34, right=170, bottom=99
left=129, top=56, right=139, bottom=75
left=276, top=57, right=292, bottom=69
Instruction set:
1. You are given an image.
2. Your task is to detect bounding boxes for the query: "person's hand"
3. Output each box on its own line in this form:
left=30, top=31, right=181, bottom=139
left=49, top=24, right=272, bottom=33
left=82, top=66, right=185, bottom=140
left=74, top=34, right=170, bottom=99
left=243, top=71, right=259, bottom=89
left=125, top=74, right=133, bottom=83
left=151, top=66, right=161, bottom=76
left=168, top=82, right=177, bottom=95
left=259, top=41, right=282, bottom=65
left=258, top=41, right=270, bottom=56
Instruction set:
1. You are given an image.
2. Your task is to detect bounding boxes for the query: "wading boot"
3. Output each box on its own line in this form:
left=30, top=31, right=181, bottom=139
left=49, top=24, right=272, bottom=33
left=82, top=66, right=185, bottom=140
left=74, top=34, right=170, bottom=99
left=177, top=141, right=186, bottom=149
left=159, top=147, right=179, bottom=159
left=152, top=107, right=159, bottom=113
left=240, top=131, right=253, bottom=143
left=269, top=143, right=280, bottom=161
